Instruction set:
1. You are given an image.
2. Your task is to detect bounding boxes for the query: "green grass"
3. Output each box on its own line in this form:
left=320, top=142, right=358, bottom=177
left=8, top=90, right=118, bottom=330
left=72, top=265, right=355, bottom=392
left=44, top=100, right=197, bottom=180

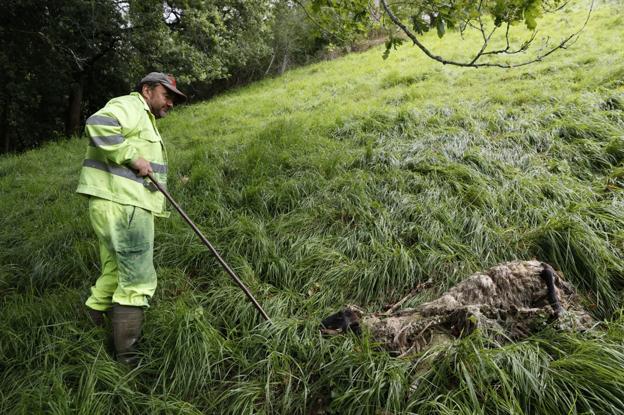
left=2, top=1, right=624, bottom=413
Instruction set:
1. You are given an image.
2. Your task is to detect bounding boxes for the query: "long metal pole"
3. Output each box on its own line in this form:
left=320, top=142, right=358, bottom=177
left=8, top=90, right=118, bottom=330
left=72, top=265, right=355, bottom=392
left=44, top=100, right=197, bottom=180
left=147, top=173, right=271, bottom=323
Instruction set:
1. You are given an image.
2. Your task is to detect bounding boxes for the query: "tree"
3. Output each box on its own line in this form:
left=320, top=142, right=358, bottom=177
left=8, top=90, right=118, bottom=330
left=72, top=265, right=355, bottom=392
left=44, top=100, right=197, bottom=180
left=1, top=0, right=133, bottom=151
left=148, top=0, right=275, bottom=95
left=301, top=0, right=594, bottom=68
left=0, top=0, right=275, bottom=153
left=266, top=1, right=327, bottom=76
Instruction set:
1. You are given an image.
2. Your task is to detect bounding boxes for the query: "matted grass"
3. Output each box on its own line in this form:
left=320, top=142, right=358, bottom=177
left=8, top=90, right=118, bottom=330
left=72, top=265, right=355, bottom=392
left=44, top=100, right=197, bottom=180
left=2, top=1, right=624, bottom=413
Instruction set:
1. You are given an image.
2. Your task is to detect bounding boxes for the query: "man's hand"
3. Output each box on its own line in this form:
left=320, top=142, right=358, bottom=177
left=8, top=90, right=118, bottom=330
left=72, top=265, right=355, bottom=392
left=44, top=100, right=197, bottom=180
left=130, top=157, right=153, bottom=177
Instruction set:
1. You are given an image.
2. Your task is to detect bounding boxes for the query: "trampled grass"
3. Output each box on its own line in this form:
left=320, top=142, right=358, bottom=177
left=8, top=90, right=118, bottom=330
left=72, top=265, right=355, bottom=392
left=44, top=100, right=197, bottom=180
left=2, top=1, right=624, bottom=413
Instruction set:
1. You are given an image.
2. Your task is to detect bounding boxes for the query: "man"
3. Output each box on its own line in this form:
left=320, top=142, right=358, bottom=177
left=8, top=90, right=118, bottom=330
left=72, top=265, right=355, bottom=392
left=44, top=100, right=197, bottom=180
left=77, top=72, right=186, bottom=365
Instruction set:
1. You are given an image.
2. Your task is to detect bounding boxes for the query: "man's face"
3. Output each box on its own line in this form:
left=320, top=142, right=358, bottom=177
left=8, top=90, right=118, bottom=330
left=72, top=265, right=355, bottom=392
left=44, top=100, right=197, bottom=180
left=142, top=84, right=174, bottom=119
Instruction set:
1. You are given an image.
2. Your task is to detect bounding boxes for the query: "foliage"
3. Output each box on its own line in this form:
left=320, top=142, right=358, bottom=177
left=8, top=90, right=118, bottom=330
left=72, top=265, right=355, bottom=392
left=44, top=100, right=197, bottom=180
left=306, top=0, right=376, bottom=44
left=309, top=0, right=593, bottom=67
left=0, top=0, right=129, bottom=152
left=127, top=0, right=274, bottom=83
left=0, top=0, right=275, bottom=153
left=266, top=1, right=323, bottom=75
left=308, top=0, right=563, bottom=39
left=2, top=3, right=624, bottom=414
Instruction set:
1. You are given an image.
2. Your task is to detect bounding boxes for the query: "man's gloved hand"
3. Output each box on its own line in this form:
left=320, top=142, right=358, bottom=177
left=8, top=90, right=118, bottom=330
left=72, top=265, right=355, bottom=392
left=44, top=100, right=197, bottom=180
left=130, top=157, right=153, bottom=177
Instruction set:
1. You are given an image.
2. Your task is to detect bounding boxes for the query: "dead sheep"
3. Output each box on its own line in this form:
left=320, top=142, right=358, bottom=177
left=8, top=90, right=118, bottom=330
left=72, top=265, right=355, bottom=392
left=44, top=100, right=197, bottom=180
left=321, top=260, right=595, bottom=356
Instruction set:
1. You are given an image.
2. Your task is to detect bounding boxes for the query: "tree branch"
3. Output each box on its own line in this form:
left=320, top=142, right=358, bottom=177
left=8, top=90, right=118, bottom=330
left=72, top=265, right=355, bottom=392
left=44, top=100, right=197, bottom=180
left=291, top=0, right=350, bottom=44
left=481, top=29, right=537, bottom=57
left=379, top=0, right=595, bottom=69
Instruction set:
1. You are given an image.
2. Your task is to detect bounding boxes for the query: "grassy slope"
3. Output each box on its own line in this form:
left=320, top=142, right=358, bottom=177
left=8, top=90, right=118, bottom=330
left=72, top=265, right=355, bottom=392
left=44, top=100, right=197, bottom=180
left=2, top=2, right=624, bottom=413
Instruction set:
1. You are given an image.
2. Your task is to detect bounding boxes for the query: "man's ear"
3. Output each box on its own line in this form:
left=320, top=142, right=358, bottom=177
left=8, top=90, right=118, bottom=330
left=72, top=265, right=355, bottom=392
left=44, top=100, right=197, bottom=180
left=141, top=84, right=154, bottom=100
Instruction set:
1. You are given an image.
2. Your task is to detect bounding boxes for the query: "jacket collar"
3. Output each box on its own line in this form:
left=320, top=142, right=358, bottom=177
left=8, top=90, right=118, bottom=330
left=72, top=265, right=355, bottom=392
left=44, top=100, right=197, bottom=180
left=131, top=92, right=154, bottom=118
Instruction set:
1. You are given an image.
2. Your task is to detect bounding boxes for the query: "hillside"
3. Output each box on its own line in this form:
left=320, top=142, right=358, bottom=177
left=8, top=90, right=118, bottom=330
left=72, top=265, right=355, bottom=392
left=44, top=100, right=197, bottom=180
left=2, top=2, right=624, bottom=413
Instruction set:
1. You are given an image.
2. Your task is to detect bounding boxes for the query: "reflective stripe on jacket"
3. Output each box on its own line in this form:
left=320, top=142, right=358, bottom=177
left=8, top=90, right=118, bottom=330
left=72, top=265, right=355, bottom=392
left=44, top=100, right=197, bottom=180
left=76, top=92, right=169, bottom=217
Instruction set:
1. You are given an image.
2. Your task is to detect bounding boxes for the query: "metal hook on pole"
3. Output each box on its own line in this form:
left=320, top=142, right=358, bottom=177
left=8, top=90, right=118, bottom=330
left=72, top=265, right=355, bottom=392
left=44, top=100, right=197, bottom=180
left=147, top=173, right=272, bottom=323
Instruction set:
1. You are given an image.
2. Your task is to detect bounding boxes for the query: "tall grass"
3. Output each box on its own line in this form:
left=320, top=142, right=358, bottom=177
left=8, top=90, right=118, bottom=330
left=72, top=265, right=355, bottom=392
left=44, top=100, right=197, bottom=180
left=2, top=1, right=624, bottom=412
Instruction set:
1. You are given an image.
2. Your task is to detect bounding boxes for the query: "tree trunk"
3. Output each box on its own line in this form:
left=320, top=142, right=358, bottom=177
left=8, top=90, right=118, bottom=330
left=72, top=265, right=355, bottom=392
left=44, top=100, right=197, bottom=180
left=0, top=98, right=8, bottom=154
left=65, top=77, right=84, bottom=137
left=371, top=0, right=381, bottom=21
left=279, top=53, right=289, bottom=75
left=265, top=50, right=276, bottom=75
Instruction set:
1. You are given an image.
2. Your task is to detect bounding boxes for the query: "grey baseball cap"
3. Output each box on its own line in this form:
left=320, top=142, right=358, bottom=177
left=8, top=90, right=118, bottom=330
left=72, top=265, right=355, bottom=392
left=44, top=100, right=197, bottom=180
left=139, top=72, right=187, bottom=103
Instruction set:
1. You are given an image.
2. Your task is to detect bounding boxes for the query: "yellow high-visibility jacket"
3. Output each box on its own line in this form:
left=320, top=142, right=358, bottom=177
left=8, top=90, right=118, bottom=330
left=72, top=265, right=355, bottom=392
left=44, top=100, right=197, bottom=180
left=76, top=92, right=169, bottom=217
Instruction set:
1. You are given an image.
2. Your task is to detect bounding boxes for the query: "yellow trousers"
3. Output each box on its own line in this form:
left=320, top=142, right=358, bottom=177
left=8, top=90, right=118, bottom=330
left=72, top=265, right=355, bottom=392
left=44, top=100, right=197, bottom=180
left=85, top=197, right=157, bottom=310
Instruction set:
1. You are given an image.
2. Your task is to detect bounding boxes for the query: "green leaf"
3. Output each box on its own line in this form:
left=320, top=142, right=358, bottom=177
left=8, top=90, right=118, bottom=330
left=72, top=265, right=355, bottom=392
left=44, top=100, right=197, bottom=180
left=437, top=18, right=446, bottom=38
left=410, top=15, right=428, bottom=35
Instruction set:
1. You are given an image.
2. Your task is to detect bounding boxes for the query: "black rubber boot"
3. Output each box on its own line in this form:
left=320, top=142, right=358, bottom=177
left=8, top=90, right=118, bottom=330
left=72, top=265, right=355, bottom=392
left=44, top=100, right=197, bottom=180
left=87, top=308, right=107, bottom=328
left=111, top=305, right=144, bottom=366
